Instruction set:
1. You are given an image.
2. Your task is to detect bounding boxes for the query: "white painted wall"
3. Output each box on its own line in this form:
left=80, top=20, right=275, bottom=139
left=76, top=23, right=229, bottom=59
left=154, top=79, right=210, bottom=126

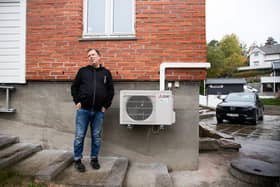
left=199, top=95, right=224, bottom=109
left=264, top=54, right=280, bottom=62
left=249, top=48, right=265, bottom=67
left=0, top=0, right=26, bottom=83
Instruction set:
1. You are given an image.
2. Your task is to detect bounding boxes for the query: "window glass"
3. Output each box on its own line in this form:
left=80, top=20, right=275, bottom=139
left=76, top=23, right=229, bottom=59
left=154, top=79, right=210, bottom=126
left=87, top=0, right=106, bottom=33
left=226, top=93, right=255, bottom=102
left=113, top=0, right=133, bottom=33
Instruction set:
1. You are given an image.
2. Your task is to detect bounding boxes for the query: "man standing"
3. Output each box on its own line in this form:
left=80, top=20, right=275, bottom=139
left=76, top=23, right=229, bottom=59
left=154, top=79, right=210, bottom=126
left=71, top=49, right=114, bottom=172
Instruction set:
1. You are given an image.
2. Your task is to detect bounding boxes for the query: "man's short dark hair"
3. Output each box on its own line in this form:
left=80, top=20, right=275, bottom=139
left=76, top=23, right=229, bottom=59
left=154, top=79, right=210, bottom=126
left=87, top=48, right=101, bottom=56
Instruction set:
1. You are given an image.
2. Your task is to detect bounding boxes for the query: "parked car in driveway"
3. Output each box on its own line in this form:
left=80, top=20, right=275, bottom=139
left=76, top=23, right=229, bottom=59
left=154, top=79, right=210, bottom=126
left=244, top=85, right=258, bottom=93
left=216, top=92, right=264, bottom=125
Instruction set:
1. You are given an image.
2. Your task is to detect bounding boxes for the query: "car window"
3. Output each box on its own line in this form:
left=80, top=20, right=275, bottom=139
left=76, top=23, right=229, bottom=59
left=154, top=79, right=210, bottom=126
left=225, top=93, right=255, bottom=102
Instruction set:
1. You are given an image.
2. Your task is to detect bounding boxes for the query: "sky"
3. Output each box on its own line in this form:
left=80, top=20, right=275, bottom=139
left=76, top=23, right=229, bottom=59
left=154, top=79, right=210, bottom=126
left=206, top=0, right=280, bottom=47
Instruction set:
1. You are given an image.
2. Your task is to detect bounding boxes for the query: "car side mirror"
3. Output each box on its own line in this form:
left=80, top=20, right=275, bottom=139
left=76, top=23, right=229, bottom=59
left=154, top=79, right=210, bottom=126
left=217, top=95, right=225, bottom=100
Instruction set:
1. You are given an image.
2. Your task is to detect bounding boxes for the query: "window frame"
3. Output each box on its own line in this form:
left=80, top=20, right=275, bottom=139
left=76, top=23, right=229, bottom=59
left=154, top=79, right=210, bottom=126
left=82, top=0, right=136, bottom=40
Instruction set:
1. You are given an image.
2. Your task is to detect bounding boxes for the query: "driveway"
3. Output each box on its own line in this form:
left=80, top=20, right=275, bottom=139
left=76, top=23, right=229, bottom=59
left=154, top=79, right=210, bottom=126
left=200, top=114, right=280, bottom=176
left=201, top=115, right=280, bottom=141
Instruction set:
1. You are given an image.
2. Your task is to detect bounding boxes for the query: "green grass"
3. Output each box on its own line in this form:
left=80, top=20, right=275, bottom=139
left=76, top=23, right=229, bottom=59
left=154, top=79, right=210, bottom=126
left=260, top=98, right=280, bottom=106
left=0, top=169, right=46, bottom=187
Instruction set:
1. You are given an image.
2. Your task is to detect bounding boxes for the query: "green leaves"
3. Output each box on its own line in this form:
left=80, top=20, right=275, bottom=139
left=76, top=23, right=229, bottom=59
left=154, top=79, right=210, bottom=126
left=207, top=34, right=247, bottom=78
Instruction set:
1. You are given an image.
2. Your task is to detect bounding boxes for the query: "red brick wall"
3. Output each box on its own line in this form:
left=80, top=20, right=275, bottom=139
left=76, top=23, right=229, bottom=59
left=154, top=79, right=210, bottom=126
left=26, top=0, right=206, bottom=81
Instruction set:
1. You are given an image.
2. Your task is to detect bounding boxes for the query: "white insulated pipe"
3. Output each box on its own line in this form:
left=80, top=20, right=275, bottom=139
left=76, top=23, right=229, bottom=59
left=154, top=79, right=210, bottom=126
left=160, top=62, right=211, bottom=91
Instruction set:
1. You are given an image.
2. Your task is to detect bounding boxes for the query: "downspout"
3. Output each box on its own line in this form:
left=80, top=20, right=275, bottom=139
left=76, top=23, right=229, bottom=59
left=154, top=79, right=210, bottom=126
left=160, top=62, right=211, bottom=91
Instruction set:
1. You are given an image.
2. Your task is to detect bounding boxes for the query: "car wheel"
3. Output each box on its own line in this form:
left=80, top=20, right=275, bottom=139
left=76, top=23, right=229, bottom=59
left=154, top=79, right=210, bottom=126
left=217, top=117, right=223, bottom=124
left=250, top=111, right=258, bottom=125
left=259, top=108, right=264, bottom=121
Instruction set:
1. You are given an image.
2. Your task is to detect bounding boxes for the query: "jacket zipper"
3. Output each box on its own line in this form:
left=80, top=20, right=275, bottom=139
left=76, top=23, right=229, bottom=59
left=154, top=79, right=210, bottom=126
left=92, top=70, right=96, bottom=110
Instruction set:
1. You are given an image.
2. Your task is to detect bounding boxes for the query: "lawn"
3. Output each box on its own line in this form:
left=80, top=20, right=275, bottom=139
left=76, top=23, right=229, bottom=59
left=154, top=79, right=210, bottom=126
left=260, top=98, right=280, bottom=106
left=0, top=170, right=46, bottom=187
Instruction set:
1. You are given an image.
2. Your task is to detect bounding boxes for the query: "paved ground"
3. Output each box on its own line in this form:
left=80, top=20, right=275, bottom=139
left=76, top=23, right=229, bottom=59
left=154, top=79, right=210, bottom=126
left=201, top=115, right=280, bottom=141
left=1, top=109, right=279, bottom=186
left=196, top=114, right=280, bottom=186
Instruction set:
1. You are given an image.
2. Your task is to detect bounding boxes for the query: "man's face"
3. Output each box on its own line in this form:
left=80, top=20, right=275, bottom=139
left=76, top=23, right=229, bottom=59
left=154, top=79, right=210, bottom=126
left=88, top=49, right=100, bottom=65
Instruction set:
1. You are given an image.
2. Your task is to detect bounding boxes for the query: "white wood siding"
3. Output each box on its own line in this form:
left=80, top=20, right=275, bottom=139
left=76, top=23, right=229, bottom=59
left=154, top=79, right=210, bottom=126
left=0, top=0, right=26, bottom=83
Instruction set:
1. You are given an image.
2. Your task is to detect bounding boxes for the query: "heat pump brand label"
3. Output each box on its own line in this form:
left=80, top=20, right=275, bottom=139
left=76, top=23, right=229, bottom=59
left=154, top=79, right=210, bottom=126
left=159, top=94, right=169, bottom=102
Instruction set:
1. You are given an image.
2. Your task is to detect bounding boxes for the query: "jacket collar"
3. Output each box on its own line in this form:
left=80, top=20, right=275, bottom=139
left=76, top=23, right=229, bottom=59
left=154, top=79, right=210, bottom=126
left=86, top=64, right=104, bottom=71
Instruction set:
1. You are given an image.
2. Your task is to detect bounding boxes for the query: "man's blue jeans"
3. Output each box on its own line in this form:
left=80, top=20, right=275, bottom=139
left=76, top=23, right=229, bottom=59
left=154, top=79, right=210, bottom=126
left=74, top=108, right=104, bottom=161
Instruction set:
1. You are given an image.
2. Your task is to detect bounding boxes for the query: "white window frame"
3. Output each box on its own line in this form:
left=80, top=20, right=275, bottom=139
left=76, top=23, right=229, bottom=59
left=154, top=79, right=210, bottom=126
left=82, top=0, right=136, bottom=40
left=0, top=0, right=26, bottom=84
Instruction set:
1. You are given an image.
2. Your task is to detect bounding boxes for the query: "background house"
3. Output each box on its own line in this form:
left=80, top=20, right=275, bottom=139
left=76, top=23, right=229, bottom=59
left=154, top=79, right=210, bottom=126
left=249, top=44, right=280, bottom=68
left=0, top=0, right=208, bottom=170
left=238, top=44, right=280, bottom=96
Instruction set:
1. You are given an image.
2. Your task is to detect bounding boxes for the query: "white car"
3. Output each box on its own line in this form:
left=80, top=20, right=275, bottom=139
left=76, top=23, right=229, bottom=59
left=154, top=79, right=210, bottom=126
left=244, top=85, right=258, bottom=93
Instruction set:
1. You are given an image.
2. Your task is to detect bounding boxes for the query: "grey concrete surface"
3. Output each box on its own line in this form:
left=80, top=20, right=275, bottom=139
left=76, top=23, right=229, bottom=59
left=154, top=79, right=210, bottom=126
left=124, top=162, right=172, bottom=187
left=105, top=157, right=129, bottom=187
left=201, top=115, right=280, bottom=141
left=263, top=105, right=280, bottom=116
left=0, top=134, right=19, bottom=149
left=10, top=149, right=73, bottom=180
left=170, top=151, right=255, bottom=187
left=54, top=156, right=128, bottom=187
left=0, top=142, right=42, bottom=169
left=1, top=114, right=280, bottom=186
left=0, top=81, right=200, bottom=170
left=199, top=138, right=219, bottom=151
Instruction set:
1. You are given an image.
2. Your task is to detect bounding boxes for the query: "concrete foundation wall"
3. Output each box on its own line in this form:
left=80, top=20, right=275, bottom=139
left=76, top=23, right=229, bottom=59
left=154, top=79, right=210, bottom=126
left=0, top=81, right=199, bottom=170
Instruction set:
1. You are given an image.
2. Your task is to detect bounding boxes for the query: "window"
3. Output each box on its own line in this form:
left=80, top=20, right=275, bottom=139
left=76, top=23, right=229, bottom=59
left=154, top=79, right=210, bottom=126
left=253, top=61, right=259, bottom=66
left=83, top=0, right=135, bottom=40
left=254, top=51, right=259, bottom=56
left=0, top=0, right=26, bottom=83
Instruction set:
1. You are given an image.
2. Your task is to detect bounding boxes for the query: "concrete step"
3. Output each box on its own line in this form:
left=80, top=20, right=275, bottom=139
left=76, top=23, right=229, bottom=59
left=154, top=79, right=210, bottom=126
left=0, top=134, right=19, bottom=149
left=10, top=149, right=73, bottom=181
left=54, top=156, right=128, bottom=187
left=125, top=162, right=172, bottom=187
left=0, top=142, right=42, bottom=169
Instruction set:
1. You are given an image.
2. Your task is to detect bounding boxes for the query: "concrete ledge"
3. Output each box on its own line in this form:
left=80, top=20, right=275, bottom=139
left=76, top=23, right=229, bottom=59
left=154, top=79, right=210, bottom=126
left=125, top=162, right=172, bottom=187
left=11, top=150, right=73, bottom=180
left=199, top=122, right=234, bottom=139
left=36, top=151, right=73, bottom=181
left=104, top=157, right=128, bottom=187
left=199, top=138, right=241, bottom=152
left=0, top=143, right=42, bottom=169
left=0, top=134, right=19, bottom=149
left=55, top=156, right=129, bottom=187
left=199, top=138, right=219, bottom=152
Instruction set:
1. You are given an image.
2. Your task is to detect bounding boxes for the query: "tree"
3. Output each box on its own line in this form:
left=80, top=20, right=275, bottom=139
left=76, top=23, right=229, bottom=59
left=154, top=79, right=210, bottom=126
left=219, top=34, right=242, bottom=57
left=206, top=43, right=225, bottom=77
left=207, top=34, right=247, bottom=77
left=265, top=37, right=278, bottom=45
left=208, top=40, right=219, bottom=47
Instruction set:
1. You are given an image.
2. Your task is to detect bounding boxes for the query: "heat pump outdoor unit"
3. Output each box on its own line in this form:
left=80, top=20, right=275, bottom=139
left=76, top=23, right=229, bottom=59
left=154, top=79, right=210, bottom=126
left=120, top=90, right=175, bottom=125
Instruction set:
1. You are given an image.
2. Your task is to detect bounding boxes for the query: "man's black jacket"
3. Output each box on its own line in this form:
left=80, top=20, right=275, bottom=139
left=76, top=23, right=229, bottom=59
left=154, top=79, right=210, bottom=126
left=71, top=65, right=114, bottom=111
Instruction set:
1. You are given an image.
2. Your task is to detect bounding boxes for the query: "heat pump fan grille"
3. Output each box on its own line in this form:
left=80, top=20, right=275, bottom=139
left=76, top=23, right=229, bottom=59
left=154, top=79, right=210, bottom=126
left=126, top=96, right=153, bottom=121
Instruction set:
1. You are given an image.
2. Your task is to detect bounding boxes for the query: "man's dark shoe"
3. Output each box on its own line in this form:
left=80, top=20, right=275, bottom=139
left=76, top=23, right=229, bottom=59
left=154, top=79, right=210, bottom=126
left=91, top=157, right=100, bottom=170
left=74, top=159, right=86, bottom=172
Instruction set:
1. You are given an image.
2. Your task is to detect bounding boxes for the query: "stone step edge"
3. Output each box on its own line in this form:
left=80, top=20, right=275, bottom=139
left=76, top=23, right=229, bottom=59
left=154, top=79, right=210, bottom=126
left=0, top=135, right=19, bottom=149
left=36, top=151, right=74, bottom=181
left=104, top=157, right=129, bottom=187
left=0, top=144, right=42, bottom=169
